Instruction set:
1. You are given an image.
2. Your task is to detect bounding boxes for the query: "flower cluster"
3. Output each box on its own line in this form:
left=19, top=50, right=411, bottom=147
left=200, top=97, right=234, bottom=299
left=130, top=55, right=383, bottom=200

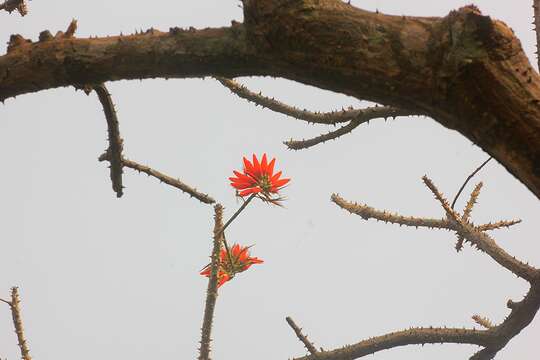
left=229, top=154, right=290, bottom=203
left=200, top=244, right=264, bottom=287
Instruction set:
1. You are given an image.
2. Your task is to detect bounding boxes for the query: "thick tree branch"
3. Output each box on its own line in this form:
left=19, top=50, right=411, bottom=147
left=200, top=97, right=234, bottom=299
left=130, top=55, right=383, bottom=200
left=2, top=2, right=540, bottom=199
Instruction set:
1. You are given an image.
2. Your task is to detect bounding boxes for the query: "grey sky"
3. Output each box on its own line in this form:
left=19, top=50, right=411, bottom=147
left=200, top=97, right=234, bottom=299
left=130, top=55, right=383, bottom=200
left=0, top=1, right=538, bottom=359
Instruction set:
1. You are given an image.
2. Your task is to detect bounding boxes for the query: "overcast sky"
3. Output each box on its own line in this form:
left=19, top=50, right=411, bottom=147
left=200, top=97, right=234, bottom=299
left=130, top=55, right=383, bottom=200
left=0, top=1, right=538, bottom=360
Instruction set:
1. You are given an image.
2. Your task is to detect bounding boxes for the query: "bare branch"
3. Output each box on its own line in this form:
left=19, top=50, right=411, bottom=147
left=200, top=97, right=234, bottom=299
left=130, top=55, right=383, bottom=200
left=534, top=0, right=540, bottom=70
left=422, top=176, right=538, bottom=282
left=198, top=204, right=224, bottom=360
left=215, top=77, right=417, bottom=125
left=0, top=0, right=27, bottom=16
left=285, top=119, right=362, bottom=150
left=93, top=84, right=124, bottom=198
left=6, top=287, right=32, bottom=360
left=286, top=316, right=319, bottom=355
left=451, top=157, right=492, bottom=210
left=111, top=157, right=215, bottom=204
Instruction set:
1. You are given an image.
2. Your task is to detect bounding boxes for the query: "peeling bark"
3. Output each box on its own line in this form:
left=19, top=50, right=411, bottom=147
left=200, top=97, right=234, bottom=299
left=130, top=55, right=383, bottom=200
left=1, top=0, right=539, bottom=199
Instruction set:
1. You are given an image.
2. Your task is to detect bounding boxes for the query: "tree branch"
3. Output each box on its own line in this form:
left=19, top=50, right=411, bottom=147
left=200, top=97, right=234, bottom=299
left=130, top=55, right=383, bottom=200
left=293, top=327, right=492, bottom=360
left=116, top=157, right=215, bottom=204
left=421, top=176, right=538, bottom=282
left=330, top=194, right=520, bottom=233
left=216, top=77, right=416, bottom=125
left=92, top=84, right=125, bottom=198
left=2, top=2, right=540, bottom=198
left=198, top=204, right=224, bottom=360
left=2, top=287, right=33, bottom=360
left=286, top=316, right=319, bottom=355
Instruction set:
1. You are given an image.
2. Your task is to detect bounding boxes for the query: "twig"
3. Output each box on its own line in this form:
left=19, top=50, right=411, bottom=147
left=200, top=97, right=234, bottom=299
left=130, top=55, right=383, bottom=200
left=456, top=182, right=483, bottom=251
left=198, top=205, right=224, bottom=360
left=115, top=157, right=215, bottom=204
left=286, top=316, right=319, bottom=355
left=0, top=0, right=27, bottom=16
left=215, top=77, right=417, bottom=125
left=451, top=157, right=492, bottom=209
left=93, top=83, right=125, bottom=198
left=285, top=119, right=363, bottom=150
left=534, top=0, right=540, bottom=70
left=4, top=287, right=32, bottom=360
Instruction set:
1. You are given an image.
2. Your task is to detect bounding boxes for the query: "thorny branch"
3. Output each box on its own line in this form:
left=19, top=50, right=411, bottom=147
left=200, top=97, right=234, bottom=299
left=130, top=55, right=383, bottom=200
left=215, top=77, right=418, bottom=125
left=284, top=119, right=364, bottom=150
left=115, top=157, right=216, bottom=204
left=330, top=195, right=520, bottom=233
left=286, top=316, right=319, bottom=355
left=198, top=204, right=224, bottom=360
left=322, top=177, right=540, bottom=360
left=1, top=287, right=32, bottom=360
left=0, top=0, right=27, bottom=16
left=92, top=83, right=125, bottom=198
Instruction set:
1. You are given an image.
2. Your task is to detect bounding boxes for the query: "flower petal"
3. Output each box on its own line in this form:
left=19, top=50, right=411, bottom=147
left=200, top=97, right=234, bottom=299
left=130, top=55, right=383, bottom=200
left=261, top=153, right=268, bottom=174
left=266, top=158, right=276, bottom=177
left=272, top=178, right=290, bottom=188
left=252, top=154, right=261, bottom=178
left=243, top=157, right=255, bottom=176
left=239, top=187, right=261, bottom=197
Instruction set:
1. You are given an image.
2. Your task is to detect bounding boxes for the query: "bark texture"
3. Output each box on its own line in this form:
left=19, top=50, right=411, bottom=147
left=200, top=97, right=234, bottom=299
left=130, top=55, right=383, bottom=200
left=1, top=0, right=540, bottom=198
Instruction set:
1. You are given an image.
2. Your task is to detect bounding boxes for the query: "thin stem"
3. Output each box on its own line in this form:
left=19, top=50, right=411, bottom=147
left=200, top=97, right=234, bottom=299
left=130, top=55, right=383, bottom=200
left=218, top=193, right=256, bottom=237
left=217, top=193, right=256, bottom=266
left=451, top=157, right=492, bottom=209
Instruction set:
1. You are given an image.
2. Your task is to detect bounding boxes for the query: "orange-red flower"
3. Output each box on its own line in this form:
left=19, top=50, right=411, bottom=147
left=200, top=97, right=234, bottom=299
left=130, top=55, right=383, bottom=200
left=200, top=244, right=264, bottom=287
left=229, top=154, right=290, bottom=201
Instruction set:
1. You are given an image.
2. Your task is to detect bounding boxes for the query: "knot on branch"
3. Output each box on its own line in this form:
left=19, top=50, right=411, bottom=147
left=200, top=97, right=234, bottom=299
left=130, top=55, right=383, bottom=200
left=7, top=34, right=31, bottom=53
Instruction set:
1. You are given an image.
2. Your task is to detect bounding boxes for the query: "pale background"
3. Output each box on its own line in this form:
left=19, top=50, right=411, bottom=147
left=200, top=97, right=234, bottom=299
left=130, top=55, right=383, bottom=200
left=0, top=1, right=538, bottom=359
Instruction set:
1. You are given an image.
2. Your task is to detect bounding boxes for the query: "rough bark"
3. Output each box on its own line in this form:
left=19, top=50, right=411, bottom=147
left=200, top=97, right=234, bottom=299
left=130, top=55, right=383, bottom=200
left=1, top=0, right=540, bottom=199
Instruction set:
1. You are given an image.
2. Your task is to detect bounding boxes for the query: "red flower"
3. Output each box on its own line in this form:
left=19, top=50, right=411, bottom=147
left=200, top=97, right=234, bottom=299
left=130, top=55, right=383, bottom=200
left=229, top=154, right=290, bottom=201
left=200, top=244, right=264, bottom=287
